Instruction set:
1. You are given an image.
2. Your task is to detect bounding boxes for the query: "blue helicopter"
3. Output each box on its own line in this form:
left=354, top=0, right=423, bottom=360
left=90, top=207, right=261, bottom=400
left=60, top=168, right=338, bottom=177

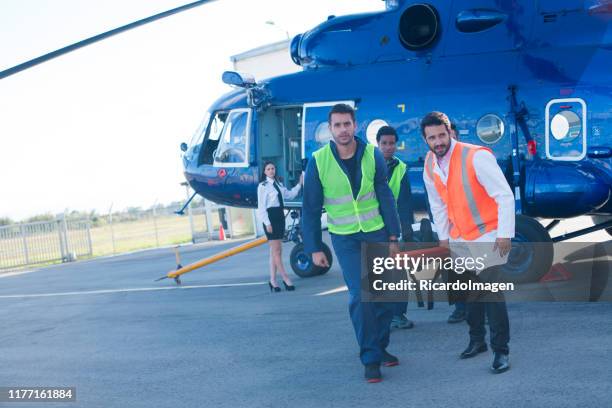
left=2, top=0, right=610, bottom=282
left=179, top=0, right=612, bottom=281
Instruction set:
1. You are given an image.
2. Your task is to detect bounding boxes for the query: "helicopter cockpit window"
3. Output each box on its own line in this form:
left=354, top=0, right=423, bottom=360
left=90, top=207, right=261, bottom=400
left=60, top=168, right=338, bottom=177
left=189, top=112, right=210, bottom=149
left=198, top=111, right=228, bottom=166
left=214, top=109, right=250, bottom=167
left=399, top=4, right=440, bottom=50
left=184, top=112, right=210, bottom=163
left=476, top=114, right=505, bottom=144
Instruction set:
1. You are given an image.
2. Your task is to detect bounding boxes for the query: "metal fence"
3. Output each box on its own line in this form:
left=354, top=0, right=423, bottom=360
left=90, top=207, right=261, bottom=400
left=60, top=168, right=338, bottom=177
left=0, top=202, right=256, bottom=272
left=0, top=219, right=92, bottom=270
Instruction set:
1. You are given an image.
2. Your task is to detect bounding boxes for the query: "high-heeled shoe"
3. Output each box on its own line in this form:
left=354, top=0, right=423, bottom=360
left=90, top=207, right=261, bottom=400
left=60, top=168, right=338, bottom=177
left=283, top=281, right=295, bottom=291
left=268, top=282, right=281, bottom=293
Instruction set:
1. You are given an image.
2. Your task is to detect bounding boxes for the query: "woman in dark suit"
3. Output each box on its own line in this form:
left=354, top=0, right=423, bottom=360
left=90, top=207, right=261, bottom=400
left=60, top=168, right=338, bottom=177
left=257, top=161, right=303, bottom=292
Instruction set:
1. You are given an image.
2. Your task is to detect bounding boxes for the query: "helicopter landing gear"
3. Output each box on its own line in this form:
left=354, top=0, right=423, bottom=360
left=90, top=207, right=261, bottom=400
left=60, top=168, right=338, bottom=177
left=500, top=215, right=554, bottom=284
left=284, top=209, right=333, bottom=278
left=290, top=242, right=333, bottom=278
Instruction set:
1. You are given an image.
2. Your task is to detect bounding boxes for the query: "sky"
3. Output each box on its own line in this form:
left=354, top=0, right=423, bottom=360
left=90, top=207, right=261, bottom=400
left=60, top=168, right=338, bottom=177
left=0, top=0, right=383, bottom=221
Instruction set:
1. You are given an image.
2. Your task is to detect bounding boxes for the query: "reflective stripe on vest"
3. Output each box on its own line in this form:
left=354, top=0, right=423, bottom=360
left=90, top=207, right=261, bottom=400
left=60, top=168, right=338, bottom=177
left=314, top=143, right=384, bottom=235
left=425, top=142, right=498, bottom=240
left=388, top=158, right=407, bottom=202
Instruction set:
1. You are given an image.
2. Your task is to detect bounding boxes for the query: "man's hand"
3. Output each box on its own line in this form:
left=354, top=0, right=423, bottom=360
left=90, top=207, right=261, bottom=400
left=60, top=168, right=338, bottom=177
left=389, top=242, right=400, bottom=258
left=493, top=238, right=512, bottom=257
left=266, top=224, right=273, bottom=234
left=312, top=251, right=330, bottom=268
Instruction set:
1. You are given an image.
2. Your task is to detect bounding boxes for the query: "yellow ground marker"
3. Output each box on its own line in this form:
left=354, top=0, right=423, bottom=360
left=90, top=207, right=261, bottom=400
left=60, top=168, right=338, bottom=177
left=156, top=236, right=268, bottom=285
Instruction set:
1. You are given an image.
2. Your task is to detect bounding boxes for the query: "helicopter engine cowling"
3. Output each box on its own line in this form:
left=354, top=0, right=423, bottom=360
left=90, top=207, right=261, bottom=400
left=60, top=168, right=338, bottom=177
left=523, top=160, right=611, bottom=218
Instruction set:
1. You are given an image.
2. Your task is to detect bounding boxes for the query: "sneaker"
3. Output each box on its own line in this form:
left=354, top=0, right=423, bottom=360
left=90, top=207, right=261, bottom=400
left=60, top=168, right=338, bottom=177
left=382, top=351, right=399, bottom=367
left=390, top=314, right=415, bottom=329
left=364, top=363, right=382, bottom=383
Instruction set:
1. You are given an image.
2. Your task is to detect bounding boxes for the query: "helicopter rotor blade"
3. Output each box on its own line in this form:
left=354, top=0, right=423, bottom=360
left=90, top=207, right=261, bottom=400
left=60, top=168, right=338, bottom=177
left=0, top=0, right=216, bottom=81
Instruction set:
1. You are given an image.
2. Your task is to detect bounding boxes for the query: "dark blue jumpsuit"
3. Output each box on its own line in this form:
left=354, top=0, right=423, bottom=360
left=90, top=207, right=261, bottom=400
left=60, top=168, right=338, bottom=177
left=302, top=138, right=401, bottom=365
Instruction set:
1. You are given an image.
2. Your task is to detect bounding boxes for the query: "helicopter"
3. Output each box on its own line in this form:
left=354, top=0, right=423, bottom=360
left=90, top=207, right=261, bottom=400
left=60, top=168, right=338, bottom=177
left=3, top=0, right=611, bottom=283
left=179, top=0, right=612, bottom=282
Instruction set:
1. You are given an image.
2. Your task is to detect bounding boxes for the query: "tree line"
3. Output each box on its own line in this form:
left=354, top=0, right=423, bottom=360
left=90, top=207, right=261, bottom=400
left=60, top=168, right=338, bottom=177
left=0, top=198, right=205, bottom=227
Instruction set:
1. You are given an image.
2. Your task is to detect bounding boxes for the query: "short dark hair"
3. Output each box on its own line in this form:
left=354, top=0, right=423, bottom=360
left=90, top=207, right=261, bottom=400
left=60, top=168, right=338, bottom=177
left=376, top=125, right=398, bottom=143
left=420, top=111, right=451, bottom=137
left=328, top=103, right=355, bottom=124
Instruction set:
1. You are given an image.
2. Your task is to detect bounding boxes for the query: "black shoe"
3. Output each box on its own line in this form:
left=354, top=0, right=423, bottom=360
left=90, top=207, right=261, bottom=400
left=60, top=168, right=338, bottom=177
left=447, top=309, right=466, bottom=324
left=364, top=363, right=382, bottom=383
left=460, top=341, right=487, bottom=359
left=491, top=352, right=510, bottom=373
left=283, top=281, right=295, bottom=291
left=382, top=351, right=399, bottom=367
left=268, top=282, right=280, bottom=293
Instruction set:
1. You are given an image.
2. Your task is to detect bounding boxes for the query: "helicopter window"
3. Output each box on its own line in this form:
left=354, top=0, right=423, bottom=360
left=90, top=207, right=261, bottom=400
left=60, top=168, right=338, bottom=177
left=398, top=4, right=440, bottom=50
left=476, top=114, right=505, bottom=144
left=366, top=119, right=389, bottom=145
left=214, top=109, right=250, bottom=166
left=315, top=122, right=333, bottom=145
left=208, top=113, right=227, bottom=142
left=550, top=110, right=581, bottom=141
left=199, top=111, right=228, bottom=166
left=189, top=112, right=210, bottom=149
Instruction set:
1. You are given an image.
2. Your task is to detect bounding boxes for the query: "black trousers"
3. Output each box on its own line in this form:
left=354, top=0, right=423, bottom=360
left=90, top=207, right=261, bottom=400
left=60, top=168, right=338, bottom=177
left=448, top=266, right=510, bottom=355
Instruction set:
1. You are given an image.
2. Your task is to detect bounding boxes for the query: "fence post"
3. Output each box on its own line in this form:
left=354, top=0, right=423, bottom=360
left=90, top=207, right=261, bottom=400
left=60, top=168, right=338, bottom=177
left=57, top=219, right=67, bottom=261
left=20, top=224, right=30, bottom=265
left=109, top=212, right=116, bottom=255
left=204, top=199, right=214, bottom=240
left=86, top=220, right=93, bottom=256
left=152, top=205, right=160, bottom=247
left=184, top=183, right=195, bottom=244
left=61, top=215, right=72, bottom=261
left=226, top=207, right=234, bottom=239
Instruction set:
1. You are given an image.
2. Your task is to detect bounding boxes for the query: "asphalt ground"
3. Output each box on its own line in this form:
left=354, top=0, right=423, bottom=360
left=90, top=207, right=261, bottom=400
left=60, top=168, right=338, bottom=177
left=1, top=234, right=611, bottom=408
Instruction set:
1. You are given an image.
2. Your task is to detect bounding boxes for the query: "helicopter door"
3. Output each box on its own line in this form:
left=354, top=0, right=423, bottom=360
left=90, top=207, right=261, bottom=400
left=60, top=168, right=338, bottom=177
left=545, top=98, right=587, bottom=161
left=302, top=100, right=355, bottom=158
left=258, top=107, right=302, bottom=202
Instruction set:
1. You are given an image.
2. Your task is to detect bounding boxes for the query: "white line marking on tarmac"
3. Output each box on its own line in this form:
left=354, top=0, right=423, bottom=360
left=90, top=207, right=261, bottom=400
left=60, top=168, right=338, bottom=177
left=0, top=282, right=266, bottom=299
left=314, top=285, right=348, bottom=296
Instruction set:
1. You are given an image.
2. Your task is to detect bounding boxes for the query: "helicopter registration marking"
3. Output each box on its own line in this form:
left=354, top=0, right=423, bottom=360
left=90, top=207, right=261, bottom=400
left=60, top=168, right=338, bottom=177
left=397, top=104, right=405, bottom=113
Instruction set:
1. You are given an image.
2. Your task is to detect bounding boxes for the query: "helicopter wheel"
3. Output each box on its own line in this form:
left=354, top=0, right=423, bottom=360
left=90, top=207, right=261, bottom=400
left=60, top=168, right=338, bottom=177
left=499, top=215, right=554, bottom=284
left=290, top=242, right=333, bottom=278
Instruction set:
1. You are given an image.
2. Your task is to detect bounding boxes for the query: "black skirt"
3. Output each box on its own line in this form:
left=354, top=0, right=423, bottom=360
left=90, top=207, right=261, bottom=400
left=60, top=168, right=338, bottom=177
left=264, top=207, right=285, bottom=240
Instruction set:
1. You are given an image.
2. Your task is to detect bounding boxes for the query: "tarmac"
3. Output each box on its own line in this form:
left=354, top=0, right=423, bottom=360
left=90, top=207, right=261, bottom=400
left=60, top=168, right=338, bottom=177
left=1, top=230, right=611, bottom=408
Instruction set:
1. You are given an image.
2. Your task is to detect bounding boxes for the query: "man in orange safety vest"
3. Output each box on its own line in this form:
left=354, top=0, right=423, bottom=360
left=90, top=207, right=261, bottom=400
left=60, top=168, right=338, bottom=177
left=421, top=111, right=514, bottom=374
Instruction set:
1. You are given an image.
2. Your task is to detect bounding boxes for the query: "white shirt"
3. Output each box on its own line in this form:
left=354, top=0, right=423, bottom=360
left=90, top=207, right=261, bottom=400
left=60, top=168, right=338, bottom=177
left=423, top=138, right=515, bottom=243
left=257, top=177, right=301, bottom=226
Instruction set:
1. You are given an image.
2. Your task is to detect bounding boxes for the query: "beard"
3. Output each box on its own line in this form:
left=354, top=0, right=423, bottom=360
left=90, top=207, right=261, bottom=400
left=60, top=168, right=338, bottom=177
left=433, top=142, right=450, bottom=157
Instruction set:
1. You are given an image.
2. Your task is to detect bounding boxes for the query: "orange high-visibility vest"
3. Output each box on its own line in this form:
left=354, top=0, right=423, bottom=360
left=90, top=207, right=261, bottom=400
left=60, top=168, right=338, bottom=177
left=424, top=142, right=499, bottom=240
